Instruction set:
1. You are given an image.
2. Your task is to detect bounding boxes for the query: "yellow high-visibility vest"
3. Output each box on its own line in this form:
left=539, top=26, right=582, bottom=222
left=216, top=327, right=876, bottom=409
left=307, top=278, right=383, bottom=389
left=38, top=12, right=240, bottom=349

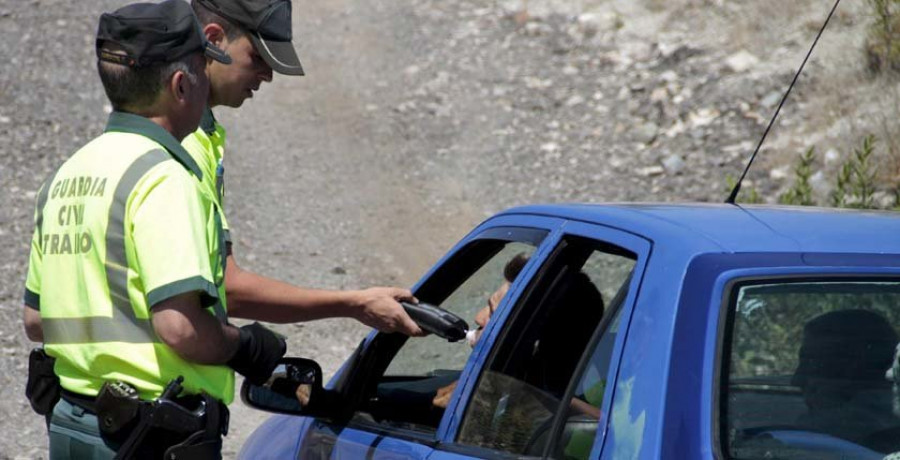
left=24, top=111, right=234, bottom=403
left=183, top=108, right=230, bottom=242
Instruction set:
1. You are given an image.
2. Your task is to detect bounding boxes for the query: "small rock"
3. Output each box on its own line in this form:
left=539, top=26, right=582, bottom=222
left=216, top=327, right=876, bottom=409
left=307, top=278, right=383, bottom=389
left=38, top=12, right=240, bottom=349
left=634, top=122, right=659, bottom=144
left=565, top=95, right=585, bottom=106
left=637, top=165, right=665, bottom=177
left=524, top=77, right=553, bottom=89
left=331, top=266, right=347, bottom=275
left=524, top=22, right=550, bottom=36
left=689, top=108, right=720, bottom=128
left=810, top=171, right=829, bottom=196
left=824, top=148, right=841, bottom=166
left=660, top=70, right=679, bottom=83
left=769, top=165, right=791, bottom=180
left=725, top=50, right=760, bottom=73
left=650, top=87, right=668, bottom=103
left=760, top=90, right=782, bottom=109
left=875, top=191, right=895, bottom=209
left=661, top=155, right=685, bottom=175
left=540, top=142, right=559, bottom=153
left=576, top=13, right=602, bottom=37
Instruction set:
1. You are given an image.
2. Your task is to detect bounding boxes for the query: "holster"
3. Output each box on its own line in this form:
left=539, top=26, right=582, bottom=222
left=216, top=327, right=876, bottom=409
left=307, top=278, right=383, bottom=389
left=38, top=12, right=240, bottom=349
left=114, top=389, right=229, bottom=460
left=159, top=393, right=228, bottom=460
left=25, top=348, right=60, bottom=416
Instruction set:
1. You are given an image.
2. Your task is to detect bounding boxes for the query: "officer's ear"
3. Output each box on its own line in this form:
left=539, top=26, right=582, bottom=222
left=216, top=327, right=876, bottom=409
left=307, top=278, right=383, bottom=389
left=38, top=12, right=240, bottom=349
left=203, top=23, right=227, bottom=48
left=168, top=69, right=191, bottom=105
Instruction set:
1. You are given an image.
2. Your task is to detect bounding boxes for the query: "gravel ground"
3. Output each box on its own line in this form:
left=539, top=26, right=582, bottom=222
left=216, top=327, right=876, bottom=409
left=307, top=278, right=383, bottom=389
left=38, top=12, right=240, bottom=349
left=0, top=0, right=892, bottom=457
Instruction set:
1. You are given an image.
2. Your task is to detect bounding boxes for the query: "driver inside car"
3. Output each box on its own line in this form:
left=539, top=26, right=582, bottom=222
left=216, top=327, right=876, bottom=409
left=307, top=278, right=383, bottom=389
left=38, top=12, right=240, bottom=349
left=432, top=253, right=606, bottom=420
left=432, top=253, right=530, bottom=409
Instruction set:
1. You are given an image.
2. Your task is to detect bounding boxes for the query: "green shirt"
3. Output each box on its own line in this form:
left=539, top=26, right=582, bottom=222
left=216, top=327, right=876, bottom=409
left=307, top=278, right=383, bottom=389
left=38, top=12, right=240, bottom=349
left=24, top=112, right=234, bottom=403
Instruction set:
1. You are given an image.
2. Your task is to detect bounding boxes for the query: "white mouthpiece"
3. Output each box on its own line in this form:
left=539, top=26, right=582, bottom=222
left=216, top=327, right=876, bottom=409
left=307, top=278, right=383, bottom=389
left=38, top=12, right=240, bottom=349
left=465, top=329, right=478, bottom=348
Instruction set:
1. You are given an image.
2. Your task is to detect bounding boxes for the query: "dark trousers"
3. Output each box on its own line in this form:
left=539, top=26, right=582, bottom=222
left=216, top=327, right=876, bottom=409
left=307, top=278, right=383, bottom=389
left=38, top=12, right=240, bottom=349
left=48, top=397, right=222, bottom=459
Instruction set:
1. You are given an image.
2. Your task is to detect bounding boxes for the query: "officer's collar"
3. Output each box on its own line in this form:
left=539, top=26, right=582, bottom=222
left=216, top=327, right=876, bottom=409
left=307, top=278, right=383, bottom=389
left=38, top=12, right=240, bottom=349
left=200, top=107, right=217, bottom=135
left=105, top=111, right=204, bottom=180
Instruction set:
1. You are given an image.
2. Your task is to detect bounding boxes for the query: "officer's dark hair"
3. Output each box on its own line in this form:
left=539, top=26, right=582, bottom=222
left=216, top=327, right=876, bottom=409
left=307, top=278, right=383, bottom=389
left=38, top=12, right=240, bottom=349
left=97, top=42, right=203, bottom=113
left=191, top=0, right=245, bottom=40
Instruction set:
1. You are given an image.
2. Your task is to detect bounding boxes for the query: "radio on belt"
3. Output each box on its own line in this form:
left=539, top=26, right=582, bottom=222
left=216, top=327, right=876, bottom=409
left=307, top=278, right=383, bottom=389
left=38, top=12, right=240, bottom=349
left=400, top=302, right=469, bottom=342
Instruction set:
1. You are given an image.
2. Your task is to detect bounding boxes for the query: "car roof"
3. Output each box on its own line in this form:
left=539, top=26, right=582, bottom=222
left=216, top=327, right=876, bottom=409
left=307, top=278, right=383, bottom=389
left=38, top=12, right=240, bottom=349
left=500, top=203, right=900, bottom=254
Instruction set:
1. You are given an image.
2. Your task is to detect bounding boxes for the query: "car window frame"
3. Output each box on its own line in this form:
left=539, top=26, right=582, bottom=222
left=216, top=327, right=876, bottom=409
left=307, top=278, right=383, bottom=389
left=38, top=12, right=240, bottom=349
left=711, top=264, right=900, bottom=460
left=333, top=217, right=564, bottom=446
left=437, top=219, right=653, bottom=459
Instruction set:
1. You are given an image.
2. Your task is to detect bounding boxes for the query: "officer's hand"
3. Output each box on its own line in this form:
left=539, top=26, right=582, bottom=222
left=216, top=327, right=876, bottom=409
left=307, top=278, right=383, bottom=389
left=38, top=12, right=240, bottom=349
left=353, top=287, right=425, bottom=337
left=228, top=322, right=287, bottom=385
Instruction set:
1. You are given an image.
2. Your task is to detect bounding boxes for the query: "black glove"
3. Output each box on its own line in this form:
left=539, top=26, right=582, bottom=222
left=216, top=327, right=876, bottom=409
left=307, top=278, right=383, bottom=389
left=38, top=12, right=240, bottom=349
left=227, top=322, right=287, bottom=385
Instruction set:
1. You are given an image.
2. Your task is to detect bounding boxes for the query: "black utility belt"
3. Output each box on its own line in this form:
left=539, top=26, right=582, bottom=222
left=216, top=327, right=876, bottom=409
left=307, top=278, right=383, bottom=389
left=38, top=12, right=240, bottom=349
left=60, top=389, right=208, bottom=416
left=61, top=383, right=229, bottom=439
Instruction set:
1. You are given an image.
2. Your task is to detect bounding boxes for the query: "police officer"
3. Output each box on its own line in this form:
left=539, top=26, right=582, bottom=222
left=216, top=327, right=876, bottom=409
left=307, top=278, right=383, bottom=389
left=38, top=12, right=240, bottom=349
left=183, top=0, right=425, bottom=335
left=22, top=1, right=286, bottom=458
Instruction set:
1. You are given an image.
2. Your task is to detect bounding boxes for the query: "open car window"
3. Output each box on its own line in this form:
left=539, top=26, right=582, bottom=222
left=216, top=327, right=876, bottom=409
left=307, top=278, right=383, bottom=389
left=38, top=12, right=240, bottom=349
left=348, top=229, right=547, bottom=436
left=384, top=242, right=537, bottom=377
left=456, top=235, right=636, bottom=457
left=722, top=279, right=900, bottom=459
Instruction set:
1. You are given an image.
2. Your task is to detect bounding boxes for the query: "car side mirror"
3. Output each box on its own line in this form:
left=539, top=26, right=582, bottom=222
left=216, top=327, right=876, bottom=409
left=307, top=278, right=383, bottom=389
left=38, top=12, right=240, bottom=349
left=240, top=357, right=340, bottom=418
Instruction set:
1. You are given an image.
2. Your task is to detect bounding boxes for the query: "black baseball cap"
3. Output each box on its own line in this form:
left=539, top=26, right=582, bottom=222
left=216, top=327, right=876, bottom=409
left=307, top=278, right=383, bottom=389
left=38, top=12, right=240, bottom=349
left=197, top=0, right=304, bottom=75
left=96, top=0, right=231, bottom=68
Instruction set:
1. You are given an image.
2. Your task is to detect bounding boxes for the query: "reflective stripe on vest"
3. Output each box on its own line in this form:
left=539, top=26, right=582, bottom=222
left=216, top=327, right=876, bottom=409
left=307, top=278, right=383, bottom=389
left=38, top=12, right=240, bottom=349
left=41, top=150, right=168, bottom=344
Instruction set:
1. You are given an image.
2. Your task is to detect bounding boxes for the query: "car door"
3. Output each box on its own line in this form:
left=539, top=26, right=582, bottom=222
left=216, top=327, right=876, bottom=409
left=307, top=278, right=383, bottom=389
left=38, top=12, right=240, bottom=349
left=429, top=220, right=651, bottom=460
left=296, top=214, right=563, bottom=459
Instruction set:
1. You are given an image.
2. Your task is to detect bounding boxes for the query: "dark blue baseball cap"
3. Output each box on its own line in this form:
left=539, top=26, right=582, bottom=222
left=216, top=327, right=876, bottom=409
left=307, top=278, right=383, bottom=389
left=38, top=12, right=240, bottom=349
left=97, top=0, right=231, bottom=67
left=197, top=0, right=304, bottom=75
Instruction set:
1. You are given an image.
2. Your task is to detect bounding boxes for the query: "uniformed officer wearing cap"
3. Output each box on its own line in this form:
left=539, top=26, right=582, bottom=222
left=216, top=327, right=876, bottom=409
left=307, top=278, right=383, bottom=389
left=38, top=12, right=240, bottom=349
left=181, top=0, right=426, bottom=342
left=22, top=1, right=287, bottom=458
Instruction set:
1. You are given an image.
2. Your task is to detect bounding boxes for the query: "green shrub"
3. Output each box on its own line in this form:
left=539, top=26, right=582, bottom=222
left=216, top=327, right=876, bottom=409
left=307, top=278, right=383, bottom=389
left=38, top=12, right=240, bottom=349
left=777, top=135, right=882, bottom=210
left=845, top=135, right=878, bottom=209
left=778, top=147, right=816, bottom=206
left=865, top=0, right=900, bottom=74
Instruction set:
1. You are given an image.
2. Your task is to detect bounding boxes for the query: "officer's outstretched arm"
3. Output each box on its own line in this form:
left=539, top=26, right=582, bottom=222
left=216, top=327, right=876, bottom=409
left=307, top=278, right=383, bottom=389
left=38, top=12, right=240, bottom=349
left=23, top=306, right=43, bottom=342
left=151, top=292, right=241, bottom=364
left=224, top=247, right=423, bottom=336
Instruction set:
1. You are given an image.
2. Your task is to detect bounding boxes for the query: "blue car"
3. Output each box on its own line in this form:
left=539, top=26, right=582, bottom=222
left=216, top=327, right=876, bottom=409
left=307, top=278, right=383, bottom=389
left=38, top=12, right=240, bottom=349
left=239, top=203, right=900, bottom=459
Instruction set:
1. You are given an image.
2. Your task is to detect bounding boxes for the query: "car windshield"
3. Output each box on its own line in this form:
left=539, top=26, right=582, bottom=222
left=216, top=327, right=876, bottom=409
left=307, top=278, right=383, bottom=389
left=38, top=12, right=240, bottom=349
left=724, top=279, right=900, bottom=460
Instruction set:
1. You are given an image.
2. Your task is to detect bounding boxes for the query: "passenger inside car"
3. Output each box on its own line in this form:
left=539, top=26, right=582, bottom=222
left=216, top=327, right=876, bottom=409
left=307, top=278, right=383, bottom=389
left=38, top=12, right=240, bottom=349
left=791, top=309, right=900, bottom=450
left=524, top=268, right=604, bottom=398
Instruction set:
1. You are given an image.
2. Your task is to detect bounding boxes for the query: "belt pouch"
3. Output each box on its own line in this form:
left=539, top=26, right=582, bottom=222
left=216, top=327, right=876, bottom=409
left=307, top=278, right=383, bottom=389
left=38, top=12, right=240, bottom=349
left=25, top=348, right=60, bottom=416
left=95, top=380, right=140, bottom=438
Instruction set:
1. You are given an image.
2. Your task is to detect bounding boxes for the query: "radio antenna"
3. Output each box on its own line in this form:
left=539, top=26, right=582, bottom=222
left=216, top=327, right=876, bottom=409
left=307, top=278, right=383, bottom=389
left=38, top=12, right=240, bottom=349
left=726, top=0, right=842, bottom=204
